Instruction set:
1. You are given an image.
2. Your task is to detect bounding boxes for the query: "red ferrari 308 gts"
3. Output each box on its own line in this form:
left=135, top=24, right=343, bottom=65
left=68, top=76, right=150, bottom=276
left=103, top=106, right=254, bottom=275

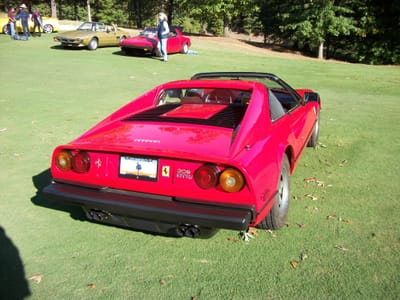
left=119, top=26, right=191, bottom=56
left=44, top=72, right=321, bottom=238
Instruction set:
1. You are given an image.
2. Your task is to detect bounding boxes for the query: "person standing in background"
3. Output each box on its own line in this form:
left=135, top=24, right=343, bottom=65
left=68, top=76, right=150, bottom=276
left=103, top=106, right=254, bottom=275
left=7, top=7, right=16, bottom=38
left=16, top=4, right=30, bottom=38
left=157, top=12, right=170, bottom=62
left=32, top=8, right=42, bottom=36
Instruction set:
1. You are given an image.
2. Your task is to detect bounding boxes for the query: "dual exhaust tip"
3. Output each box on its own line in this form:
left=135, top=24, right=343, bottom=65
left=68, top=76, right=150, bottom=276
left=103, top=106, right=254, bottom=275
left=86, top=209, right=215, bottom=238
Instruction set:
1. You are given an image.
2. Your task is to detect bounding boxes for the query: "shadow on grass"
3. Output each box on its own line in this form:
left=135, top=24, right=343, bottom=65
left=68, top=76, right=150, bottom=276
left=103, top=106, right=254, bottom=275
left=31, top=169, right=85, bottom=221
left=50, top=45, right=87, bottom=51
left=111, top=49, right=162, bottom=61
left=0, top=227, right=31, bottom=299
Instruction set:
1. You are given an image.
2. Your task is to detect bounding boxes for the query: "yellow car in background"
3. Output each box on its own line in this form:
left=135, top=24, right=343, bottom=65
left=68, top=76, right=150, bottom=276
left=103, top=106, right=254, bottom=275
left=0, top=16, right=59, bottom=34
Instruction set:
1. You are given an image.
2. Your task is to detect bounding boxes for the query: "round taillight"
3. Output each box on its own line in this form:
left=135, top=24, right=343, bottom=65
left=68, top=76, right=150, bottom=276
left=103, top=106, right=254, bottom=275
left=194, top=165, right=219, bottom=189
left=219, top=168, right=245, bottom=192
left=71, top=151, right=90, bottom=173
left=55, top=151, right=72, bottom=172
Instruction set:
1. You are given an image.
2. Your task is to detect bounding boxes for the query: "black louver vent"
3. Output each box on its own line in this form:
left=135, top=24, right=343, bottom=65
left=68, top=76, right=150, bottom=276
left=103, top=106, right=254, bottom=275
left=123, top=104, right=247, bottom=129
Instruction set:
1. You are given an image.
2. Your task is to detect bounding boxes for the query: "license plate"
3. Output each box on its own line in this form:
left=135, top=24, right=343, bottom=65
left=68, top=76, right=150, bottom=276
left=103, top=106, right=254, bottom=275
left=119, top=155, right=158, bottom=181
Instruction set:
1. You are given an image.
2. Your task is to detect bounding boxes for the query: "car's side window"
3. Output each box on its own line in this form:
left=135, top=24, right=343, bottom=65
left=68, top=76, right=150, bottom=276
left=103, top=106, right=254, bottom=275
left=271, top=88, right=299, bottom=112
left=169, top=30, right=177, bottom=38
left=268, top=90, right=285, bottom=121
left=157, top=89, right=182, bottom=105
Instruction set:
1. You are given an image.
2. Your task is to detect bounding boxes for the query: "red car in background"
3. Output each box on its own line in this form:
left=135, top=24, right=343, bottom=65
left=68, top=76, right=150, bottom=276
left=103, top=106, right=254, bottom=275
left=119, top=26, right=191, bottom=56
left=43, top=72, right=321, bottom=238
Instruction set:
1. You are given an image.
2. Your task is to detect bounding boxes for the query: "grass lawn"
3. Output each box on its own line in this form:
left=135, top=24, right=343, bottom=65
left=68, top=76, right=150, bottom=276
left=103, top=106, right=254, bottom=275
left=0, top=33, right=399, bottom=300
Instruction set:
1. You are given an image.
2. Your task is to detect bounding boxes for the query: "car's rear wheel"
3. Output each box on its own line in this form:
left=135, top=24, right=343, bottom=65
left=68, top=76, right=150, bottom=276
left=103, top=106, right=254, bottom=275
left=88, top=38, right=98, bottom=50
left=307, top=113, right=320, bottom=147
left=2, top=25, right=8, bottom=34
left=257, top=154, right=290, bottom=230
left=181, top=43, right=189, bottom=54
left=43, top=24, right=54, bottom=34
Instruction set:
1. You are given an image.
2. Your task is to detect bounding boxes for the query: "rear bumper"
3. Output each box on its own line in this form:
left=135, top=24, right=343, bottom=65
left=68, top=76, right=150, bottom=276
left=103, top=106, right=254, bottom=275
left=43, top=182, right=254, bottom=235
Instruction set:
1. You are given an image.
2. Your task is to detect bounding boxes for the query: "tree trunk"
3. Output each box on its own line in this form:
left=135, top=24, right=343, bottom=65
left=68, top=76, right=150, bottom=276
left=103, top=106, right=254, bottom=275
left=87, top=0, right=91, bottom=22
left=318, top=42, right=324, bottom=59
left=223, top=15, right=229, bottom=37
left=201, top=20, right=207, bottom=34
left=50, top=0, right=57, bottom=18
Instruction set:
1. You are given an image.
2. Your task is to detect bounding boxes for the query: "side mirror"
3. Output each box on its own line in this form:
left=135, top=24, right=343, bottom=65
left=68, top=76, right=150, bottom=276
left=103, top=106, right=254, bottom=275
left=304, top=92, right=320, bottom=103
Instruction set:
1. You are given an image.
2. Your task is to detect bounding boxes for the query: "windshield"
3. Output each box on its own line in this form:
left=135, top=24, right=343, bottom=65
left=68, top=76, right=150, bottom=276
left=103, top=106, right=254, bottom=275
left=157, top=88, right=252, bottom=106
left=140, top=27, right=157, bottom=37
left=191, top=73, right=301, bottom=111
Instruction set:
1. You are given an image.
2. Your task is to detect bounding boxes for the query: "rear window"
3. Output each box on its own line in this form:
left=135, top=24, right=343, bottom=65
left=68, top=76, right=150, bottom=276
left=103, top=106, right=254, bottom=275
left=157, top=88, right=252, bottom=106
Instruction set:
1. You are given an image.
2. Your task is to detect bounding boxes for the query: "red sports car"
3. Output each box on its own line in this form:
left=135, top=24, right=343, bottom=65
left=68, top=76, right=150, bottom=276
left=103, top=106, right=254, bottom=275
left=119, top=26, right=191, bottom=56
left=43, top=72, right=321, bottom=238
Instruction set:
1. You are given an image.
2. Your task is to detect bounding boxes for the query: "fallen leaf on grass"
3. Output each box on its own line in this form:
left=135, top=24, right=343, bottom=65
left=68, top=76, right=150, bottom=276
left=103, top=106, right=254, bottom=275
left=86, top=283, right=96, bottom=289
left=335, top=245, right=350, bottom=251
left=159, top=279, right=167, bottom=286
left=241, top=231, right=255, bottom=242
left=339, top=218, right=353, bottom=224
left=267, top=230, right=277, bottom=238
left=290, top=260, right=299, bottom=269
left=304, top=177, right=317, bottom=183
left=0, top=128, right=7, bottom=133
left=300, top=253, right=308, bottom=261
left=297, top=223, right=307, bottom=228
left=247, top=227, right=258, bottom=236
left=326, top=214, right=336, bottom=220
left=339, top=160, right=348, bottom=167
left=28, top=275, right=42, bottom=284
left=227, top=237, right=239, bottom=242
left=305, top=193, right=318, bottom=201
left=304, top=177, right=327, bottom=187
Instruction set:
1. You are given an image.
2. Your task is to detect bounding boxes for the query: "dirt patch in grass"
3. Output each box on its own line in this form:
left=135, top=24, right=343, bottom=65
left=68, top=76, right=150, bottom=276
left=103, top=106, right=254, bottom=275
left=192, top=34, right=316, bottom=60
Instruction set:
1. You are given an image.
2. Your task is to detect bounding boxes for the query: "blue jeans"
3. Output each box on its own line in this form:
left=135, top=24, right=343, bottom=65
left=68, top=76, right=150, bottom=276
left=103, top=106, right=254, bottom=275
left=9, top=22, right=15, bottom=37
left=158, top=38, right=168, bottom=61
left=21, top=21, right=29, bottom=37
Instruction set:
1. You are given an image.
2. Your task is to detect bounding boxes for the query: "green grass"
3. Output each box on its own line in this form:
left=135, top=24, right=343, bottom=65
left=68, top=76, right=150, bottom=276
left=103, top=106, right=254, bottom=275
left=0, top=33, right=399, bottom=300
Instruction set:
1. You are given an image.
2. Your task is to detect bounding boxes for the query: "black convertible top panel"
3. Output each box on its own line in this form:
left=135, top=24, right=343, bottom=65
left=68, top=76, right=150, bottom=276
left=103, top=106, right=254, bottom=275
left=123, top=104, right=246, bottom=129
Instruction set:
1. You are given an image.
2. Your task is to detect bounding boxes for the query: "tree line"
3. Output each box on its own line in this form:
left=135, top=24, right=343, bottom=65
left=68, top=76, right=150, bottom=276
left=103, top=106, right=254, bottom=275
left=4, top=0, right=399, bottom=64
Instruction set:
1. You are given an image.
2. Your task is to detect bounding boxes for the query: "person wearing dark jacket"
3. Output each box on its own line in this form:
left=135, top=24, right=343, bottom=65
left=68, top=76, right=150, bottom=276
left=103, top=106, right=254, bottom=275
left=16, top=4, right=30, bottom=38
left=157, top=12, right=170, bottom=62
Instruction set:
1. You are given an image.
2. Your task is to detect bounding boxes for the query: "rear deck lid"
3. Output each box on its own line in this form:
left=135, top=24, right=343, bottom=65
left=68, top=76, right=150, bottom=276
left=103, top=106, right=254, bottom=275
left=72, top=104, right=246, bottom=160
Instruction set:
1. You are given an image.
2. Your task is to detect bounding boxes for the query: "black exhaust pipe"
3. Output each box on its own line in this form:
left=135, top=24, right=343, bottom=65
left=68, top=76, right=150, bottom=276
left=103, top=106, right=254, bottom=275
left=176, top=224, right=201, bottom=238
left=86, top=209, right=110, bottom=222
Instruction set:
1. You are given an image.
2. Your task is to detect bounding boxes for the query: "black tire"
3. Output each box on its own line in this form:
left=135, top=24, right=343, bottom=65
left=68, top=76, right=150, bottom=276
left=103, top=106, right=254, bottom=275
left=88, top=38, right=98, bottom=50
left=181, top=43, right=189, bottom=54
left=307, top=113, right=320, bottom=148
left=257, top=154, right=291, bottom=230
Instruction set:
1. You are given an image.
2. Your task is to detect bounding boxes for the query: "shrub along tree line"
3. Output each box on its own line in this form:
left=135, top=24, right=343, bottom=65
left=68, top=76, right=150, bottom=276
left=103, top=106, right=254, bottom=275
left=4, top=0, right=399, bottom=64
